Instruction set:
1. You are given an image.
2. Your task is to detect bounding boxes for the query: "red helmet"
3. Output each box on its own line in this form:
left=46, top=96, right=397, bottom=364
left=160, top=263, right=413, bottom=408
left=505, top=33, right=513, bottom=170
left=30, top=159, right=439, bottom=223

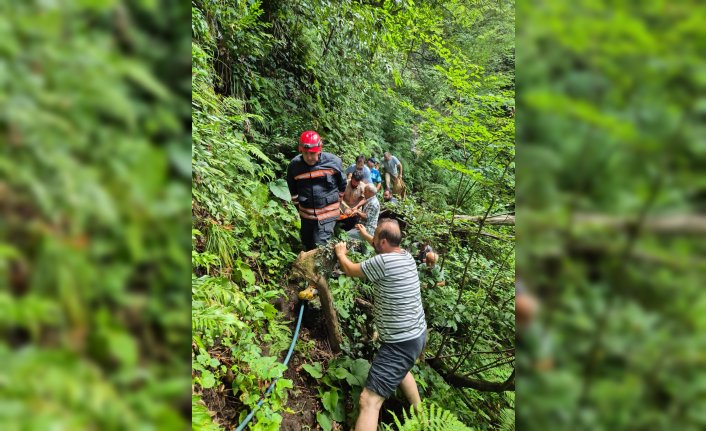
left=299, top=130, right=322, bottom=153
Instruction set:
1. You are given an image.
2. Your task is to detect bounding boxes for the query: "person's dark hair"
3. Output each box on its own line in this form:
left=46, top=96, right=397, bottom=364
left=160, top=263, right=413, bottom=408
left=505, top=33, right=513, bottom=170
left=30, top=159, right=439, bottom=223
left=377, top=218, right=401, bottom=247
left=356, top=155, right=366, bottom=164
left=351, top=171, right=364, bottom=181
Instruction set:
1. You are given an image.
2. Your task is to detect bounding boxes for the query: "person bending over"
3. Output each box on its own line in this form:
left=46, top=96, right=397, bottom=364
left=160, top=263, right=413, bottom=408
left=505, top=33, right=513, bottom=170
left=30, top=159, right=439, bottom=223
left=334, top=219, right=427, bottom=431
left=348, top=183, right=380, bottom=241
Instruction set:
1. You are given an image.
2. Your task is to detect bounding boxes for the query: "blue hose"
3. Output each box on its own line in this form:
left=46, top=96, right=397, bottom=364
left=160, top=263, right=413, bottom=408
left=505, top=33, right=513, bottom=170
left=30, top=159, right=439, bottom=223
left=235, top=302, right=305, bottom=431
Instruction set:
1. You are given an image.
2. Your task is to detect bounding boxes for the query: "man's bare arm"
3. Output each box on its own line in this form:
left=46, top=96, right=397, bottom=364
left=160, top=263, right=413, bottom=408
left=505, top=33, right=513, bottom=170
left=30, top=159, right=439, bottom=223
left=355, top=224, right=374, bottom=245
left=352, top=197, right=366, bottom=211
left=334, top=242, right=365, bottom=278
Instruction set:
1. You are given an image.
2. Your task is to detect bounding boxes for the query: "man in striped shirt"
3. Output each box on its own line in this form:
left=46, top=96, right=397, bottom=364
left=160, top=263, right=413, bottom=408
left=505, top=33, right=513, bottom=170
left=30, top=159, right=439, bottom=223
left=334, top=219, right=427, bottom=431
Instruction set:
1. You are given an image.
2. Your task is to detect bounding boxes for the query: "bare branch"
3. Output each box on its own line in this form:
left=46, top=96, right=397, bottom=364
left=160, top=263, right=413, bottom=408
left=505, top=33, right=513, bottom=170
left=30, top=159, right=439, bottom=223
left=572, top=213, right=706, bottom=235
left=454, top=214, right=515, bottom=225
left=428, top=358, right=514, bottom=392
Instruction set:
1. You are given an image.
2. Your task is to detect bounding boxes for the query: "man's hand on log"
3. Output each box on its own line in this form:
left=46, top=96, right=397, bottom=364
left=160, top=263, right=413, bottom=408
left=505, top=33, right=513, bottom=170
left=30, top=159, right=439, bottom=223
left=334, top=241, right=348, bottom=257
left=334, top=242, right=363, bottom=277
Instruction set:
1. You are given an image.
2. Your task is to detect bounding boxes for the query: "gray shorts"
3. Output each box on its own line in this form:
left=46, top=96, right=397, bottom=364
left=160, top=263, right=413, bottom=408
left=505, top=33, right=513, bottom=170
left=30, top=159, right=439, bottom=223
left=365, top=332, right=427, bottom=399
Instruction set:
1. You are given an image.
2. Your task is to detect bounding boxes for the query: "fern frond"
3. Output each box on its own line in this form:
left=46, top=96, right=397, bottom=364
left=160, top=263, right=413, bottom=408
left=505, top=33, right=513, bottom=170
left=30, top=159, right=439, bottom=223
left=382, top=401, right=474, bottom=431
left=383, top=402, right=472, bottom=431
left=498, top=408, right=515, bottom=431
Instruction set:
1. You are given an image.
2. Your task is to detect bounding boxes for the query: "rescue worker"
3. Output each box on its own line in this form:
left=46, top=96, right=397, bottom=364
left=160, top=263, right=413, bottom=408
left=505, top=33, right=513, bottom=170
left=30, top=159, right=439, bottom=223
left=286, top=130, right=347, bottom=251
left=334, top=219, right=427, bottom=430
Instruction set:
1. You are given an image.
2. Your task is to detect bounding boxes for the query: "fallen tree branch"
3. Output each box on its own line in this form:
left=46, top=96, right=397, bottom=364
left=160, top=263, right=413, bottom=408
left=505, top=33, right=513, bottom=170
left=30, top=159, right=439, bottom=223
left=454, top=230, right=513, bottom=242
left=437, top=348, right=514, bottom=360
left=354, top=297, right=374, bottom=314
left=454, top=212, right=706, bottom=234
left=427, top=358, right=514, bottom=392
left=462, top=357, right=515, bottom=378
left=572, top=213, right=706, bottom=235
left=454, top=214, right=515, bottom=225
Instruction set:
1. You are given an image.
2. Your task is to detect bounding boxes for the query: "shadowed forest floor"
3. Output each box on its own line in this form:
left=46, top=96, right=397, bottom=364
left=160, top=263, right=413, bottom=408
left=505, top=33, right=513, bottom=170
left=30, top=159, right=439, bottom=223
left=202, top=281, right=411, bottom=430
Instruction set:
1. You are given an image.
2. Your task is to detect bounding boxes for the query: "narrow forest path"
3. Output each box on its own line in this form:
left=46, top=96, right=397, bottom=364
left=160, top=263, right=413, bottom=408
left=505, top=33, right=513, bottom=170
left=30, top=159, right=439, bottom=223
left=278, top=282, right=333, bottom=430
left=277, top=275, right=412, bottom=431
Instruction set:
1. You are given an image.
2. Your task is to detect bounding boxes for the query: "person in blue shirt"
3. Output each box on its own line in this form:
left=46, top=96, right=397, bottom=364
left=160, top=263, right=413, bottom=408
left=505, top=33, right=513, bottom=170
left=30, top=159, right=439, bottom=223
left=367, top=157, right=382, bottom=191
left=345, top=155, right=372, bottom=184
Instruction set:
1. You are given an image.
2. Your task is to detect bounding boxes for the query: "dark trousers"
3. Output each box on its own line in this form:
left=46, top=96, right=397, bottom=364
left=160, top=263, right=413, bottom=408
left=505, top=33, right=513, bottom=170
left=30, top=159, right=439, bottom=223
left=300, top=217, right=337, bottom=251
left=338, top=215, right=360, bottom=232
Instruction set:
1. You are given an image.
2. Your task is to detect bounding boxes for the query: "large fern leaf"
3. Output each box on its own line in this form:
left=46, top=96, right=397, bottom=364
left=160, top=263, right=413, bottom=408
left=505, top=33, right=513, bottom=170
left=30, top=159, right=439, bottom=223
left=498, top=407, right=515, bottom=431
left=382, top=402, right=475, bottom=431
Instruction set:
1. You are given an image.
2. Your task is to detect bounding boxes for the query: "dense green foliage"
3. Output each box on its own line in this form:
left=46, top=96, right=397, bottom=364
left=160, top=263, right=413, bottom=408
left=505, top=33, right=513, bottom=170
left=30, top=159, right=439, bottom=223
left=1, top=0, right=191, bottom=428
left=192, top=0, right=514, bottom=430
left=518, top=1, right=706, bottom=429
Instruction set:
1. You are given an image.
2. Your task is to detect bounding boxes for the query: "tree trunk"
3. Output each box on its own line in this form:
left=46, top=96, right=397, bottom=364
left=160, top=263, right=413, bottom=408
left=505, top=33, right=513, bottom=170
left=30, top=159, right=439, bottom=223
left=312, top=273, right=343, bottom=353
left=292, top=249, right=343, bottom=353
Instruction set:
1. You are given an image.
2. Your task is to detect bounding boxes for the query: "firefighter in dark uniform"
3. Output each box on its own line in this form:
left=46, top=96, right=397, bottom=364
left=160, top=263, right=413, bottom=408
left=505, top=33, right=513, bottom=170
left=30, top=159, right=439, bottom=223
left=287, top=130, right=347, bottom=251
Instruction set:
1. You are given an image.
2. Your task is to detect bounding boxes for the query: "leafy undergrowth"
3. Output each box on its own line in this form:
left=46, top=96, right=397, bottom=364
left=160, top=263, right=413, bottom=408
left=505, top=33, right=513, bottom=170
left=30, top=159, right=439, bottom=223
left=2, top=2, right=191, bottom=428
left=193, top=213, right=514, bottom=430
left=192, top=0, right=515, bottom=429
left=383, top=402, right=474, bottom=431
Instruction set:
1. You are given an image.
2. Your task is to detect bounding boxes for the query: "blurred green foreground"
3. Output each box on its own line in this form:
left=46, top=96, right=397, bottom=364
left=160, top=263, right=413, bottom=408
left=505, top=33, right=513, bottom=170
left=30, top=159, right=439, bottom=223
left=0, top=1, right=191, bottom=429
left=517, top=1, right=706, bottom=429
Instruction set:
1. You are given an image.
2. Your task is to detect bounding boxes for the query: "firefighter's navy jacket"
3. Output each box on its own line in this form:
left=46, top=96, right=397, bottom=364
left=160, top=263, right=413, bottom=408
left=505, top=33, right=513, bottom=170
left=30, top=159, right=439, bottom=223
left=286, top=152, right=347, bottom=221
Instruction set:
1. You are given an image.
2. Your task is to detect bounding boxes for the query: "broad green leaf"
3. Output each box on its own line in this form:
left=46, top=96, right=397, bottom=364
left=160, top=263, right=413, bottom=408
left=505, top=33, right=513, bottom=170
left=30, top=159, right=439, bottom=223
left=276, top=378, right=293, bottom=391
left=321, top=390, right=339, bottom=413
left=330, top=392, right=345, bottom=422
left=269, top=179, right=291, bottom=201
left=235, top=260, right=255, bottom=285
left=331, top=367, right=350, bottom=380
left=346, top=359, right=370, bottom=386
left=302, top=362, right=323, bottom=379
left=196, top=353, right=210, bottom=365
left=317, top=411, right=333, bottom=431
left=201, top=370, right=216, bottom=389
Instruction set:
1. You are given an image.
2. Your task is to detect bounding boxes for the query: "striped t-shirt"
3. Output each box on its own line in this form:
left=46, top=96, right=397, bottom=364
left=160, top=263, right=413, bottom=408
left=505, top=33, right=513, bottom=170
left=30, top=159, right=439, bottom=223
left=361, top=250, right=427, bottom=343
